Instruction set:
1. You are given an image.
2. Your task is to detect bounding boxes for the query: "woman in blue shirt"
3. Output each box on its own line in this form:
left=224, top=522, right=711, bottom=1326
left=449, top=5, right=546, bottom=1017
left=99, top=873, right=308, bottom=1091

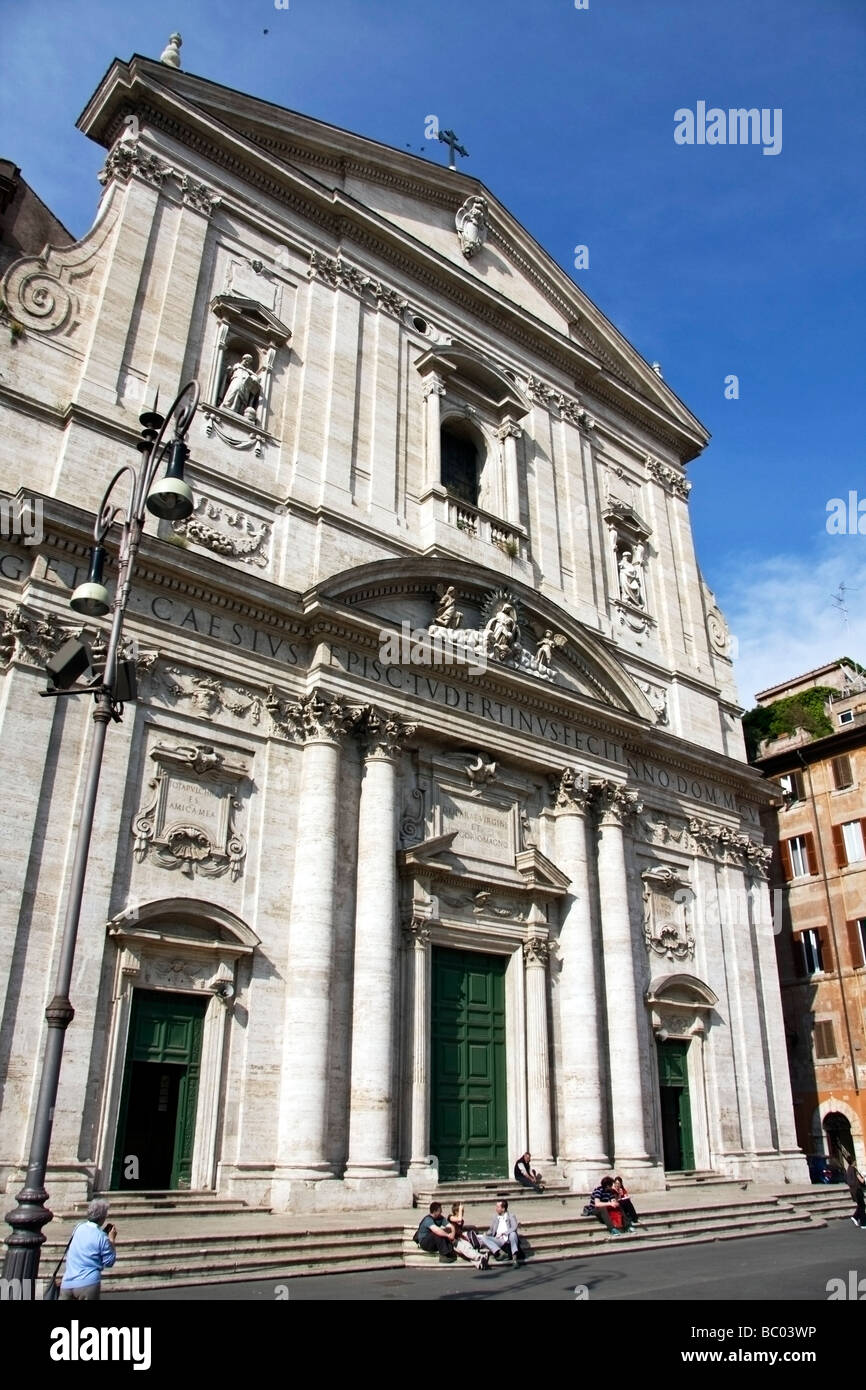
left=59, top=1200, right=117, bottom=1300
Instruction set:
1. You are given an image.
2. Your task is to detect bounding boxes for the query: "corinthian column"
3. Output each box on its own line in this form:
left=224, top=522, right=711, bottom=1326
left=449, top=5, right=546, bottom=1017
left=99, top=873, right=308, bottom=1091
left=276, top=689, right=356, bottom=1184
left=554, top=770, right=609, bottom=1181
left=345, top=710, right=415, bottom=1186
left=593, top=780, right=653, bottom=1172
left=523, top=936, right=554, bottom=1163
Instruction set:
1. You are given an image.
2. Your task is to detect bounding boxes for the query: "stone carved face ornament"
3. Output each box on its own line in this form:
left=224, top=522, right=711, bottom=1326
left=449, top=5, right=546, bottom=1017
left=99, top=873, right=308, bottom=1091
left=455, top=196, right=489, bottom=258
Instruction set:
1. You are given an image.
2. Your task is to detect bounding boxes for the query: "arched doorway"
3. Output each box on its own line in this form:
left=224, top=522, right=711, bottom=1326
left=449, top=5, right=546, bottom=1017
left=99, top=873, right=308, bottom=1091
left=824, top=1111, right=856, bottom=1168
left=95, top=899, right=259, bottom=1192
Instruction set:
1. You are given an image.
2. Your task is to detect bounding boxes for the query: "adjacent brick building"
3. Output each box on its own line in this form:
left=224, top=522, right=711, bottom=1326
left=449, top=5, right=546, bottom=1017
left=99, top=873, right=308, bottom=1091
left=753, top=659, right=866, bottom=1169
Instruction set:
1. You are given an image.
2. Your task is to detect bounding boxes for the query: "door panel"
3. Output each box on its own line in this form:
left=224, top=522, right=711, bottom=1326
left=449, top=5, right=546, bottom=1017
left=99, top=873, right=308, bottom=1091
left=431, top=948, right=507, bottom=1181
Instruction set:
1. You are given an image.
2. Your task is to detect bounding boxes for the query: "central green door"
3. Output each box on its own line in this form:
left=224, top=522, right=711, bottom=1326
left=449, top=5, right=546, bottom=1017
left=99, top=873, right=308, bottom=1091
left=657, top=1039, right=695, bottom=1171
left=431, top=947, right=507, bottom=1181
left=112, top=990, right=207, bottom=1190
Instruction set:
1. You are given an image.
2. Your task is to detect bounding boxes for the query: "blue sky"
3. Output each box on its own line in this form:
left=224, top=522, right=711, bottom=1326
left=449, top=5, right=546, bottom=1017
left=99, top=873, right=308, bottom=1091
left=2, top=0, right=864, bottom=704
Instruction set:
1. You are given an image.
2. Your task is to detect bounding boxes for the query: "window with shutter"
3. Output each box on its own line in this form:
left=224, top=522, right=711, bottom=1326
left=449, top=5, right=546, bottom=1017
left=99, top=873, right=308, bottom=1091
left=805, top=833, right=819, bottom=875
left=798, top=928, right=824, bottom=974
left=831, top=754, right=853, bottom=790
left=814, top=1020, right=837, bottom=1059
left=847, top=919, right=866, bottom=970
left=789, top=933, right=808, bottom=979
left=832, top=823, right=847, bottom=869
left=841, top=820, right=866, bottom=864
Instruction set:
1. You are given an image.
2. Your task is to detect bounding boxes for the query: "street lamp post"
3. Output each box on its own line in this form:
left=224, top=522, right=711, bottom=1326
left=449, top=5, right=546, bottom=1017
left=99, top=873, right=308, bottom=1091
left=2, top=381, right=199, bottom=1292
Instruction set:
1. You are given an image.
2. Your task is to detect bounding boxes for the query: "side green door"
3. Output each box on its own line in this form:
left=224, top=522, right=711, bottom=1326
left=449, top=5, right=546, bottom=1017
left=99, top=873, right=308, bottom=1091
left=431, top=947, right=507, bottom=1181
left=657, top=1039, right=695, bottom=1172
left=112, top=990, right=208, bottom=1190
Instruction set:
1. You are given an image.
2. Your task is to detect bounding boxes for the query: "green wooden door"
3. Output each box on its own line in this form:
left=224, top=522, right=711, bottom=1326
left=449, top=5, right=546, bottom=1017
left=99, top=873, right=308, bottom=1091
left=431, top=948, right=507, bottom=1181
left=112, top=990, right=207, bottom=1189
left=657, top=1039, right=695, bottom=1171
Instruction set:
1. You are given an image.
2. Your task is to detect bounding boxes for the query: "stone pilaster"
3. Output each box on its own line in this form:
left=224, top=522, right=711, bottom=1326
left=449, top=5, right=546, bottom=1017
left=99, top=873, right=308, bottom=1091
left=523, top=936, right=553, bottom=1164
left=274, top=690, right=356, bottom=1195
left=497, top=416, right=522, bottom=526
left=344, top=710, right=415, bottom=1202
left=405, top=919, right=435, bottom=1186
left=553, top=769, right=609, bottom=1182
left=593, top=780, right=654, bottom=1174
left=422, top=372, right=447, bottom=491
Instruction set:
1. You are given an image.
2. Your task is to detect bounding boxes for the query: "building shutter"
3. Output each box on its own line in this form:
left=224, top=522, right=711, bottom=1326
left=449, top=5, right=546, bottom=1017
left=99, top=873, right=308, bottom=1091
left=805, top=833, right=819, bottom=876
left=779, top=839, right=793, bottom=882
left=847, top=920, right=865, bottom=970
left=831, top=823, right=847, bottom=869
left=817, top=927, right=833, bottom=973
left=831, top=754, right=852, bottom=789
left=789, top=933, right=807, bottom=979
left=814, top=1020, right=836, bottom=1059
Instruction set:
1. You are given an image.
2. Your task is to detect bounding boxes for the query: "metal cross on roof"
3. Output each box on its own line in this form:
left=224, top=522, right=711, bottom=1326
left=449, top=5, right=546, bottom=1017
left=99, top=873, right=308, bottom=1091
left=437, top=128, right=468, bottom=170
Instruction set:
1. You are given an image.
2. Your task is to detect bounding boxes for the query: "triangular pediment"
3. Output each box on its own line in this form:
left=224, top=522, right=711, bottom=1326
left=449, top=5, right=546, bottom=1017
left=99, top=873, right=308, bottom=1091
left=78, top=56, right=707, bottom=458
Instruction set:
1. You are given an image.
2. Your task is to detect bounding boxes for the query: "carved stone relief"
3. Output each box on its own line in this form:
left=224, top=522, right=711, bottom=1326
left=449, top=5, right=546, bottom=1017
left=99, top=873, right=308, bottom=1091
left=132, top=740, right=250, bottom=880
left=170, top=496, right=272, bottom=568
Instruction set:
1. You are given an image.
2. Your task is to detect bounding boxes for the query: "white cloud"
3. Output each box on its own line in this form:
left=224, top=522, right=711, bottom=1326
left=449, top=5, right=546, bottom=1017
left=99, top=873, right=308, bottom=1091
left=713, top=543, right=866, bottom=708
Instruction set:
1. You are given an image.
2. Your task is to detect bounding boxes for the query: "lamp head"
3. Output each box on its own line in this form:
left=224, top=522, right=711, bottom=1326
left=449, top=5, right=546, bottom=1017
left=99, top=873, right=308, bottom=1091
left=146, top=438, right=194, bottom=521
left=70, top=545, right=110, bottom=617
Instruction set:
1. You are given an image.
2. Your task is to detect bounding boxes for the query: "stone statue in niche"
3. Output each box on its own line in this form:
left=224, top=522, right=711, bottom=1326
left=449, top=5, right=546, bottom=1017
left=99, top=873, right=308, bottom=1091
left=220, top=354, right=262, bottom=420
left=618, top=543, right=646, bottom=609
left=455, top=196, right=489, bottom=258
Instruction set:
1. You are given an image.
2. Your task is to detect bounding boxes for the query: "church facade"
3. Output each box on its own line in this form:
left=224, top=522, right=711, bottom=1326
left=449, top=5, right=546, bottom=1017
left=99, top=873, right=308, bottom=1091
left=0, top=47, right=805, bottom=1214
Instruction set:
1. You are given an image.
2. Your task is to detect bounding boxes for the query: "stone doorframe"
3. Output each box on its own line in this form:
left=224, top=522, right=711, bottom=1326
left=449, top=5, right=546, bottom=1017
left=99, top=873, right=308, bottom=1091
left=399, top=834, right=569, bottom=1190
left=95, top=898, right=259, bottom=1193
left=647, top=973, right=718, bottom=1174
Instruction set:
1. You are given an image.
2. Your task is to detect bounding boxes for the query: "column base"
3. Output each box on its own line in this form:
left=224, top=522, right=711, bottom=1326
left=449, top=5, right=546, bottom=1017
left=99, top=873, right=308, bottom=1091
left=343, top=1160, right=400, bottom=1180
left=612, top=1159, right=667, bottom=1192
left=560, top=1159, right=613, bottom=1193
left=407, top=1161, right=440, bottom=1195
left=339, top=1175, right=415, bottom=1209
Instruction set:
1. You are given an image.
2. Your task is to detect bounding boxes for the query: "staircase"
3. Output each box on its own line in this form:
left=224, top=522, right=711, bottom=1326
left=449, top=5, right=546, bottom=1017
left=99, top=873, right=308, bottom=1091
left=405, top=1188, right=853, bottom=1267
left=39, top=1186, right=856, bottom=1292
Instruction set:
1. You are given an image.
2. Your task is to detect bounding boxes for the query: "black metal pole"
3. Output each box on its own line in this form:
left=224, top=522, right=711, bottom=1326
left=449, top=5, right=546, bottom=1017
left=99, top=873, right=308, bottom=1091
left=2, top=381, right=198, bottom=1294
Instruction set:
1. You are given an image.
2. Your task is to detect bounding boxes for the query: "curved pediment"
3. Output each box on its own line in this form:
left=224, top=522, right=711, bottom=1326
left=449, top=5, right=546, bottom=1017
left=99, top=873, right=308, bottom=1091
left=315, top=557, right=657, bottom=723
left=647, top=973, right=719, bottom=1010
left=416, top=345, right=530, bottom=419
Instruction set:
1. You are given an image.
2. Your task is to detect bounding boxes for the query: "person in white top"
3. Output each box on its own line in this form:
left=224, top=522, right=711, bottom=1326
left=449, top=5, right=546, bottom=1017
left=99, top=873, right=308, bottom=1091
left=479, top=1199, right=521, bottom=1266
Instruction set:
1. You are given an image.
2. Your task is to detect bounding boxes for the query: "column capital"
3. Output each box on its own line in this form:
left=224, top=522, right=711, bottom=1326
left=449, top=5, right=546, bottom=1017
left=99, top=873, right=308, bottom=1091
left=523, top=936, right=550, bottom=968
left=360, top=706, right=417, bottom=759
left=553, top=767, right=592, bottom=814
left=496, top=415, right=522, bottom=442
left=422, top=371, right=448, bottom=399
left=592, top=780, right=642, bottom=826
left=278, top=686, right=358, bottom=745
left=404, top=918, right=433, bottom=948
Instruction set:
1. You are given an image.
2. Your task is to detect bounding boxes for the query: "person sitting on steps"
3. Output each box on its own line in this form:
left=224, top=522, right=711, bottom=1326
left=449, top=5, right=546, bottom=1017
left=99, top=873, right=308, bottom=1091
left=514, top=1151, right=545, bottom=1192
left=414, top=1202, right=457, bottom=1262
left=479, top=1199, right=521, bottom=1266
left=589, top=1176, right=633, bottom=1236
left=612, top=1175, right=640, bottom=1227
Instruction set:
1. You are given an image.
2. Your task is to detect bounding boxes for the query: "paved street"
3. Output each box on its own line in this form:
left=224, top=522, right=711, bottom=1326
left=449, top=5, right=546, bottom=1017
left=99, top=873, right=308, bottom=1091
left=107, top=1221, right=866, bottom=1301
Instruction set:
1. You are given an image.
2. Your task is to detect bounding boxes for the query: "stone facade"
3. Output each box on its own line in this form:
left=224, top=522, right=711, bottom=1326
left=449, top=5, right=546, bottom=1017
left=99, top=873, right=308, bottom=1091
left=0, top=51, right=805, bottom=1214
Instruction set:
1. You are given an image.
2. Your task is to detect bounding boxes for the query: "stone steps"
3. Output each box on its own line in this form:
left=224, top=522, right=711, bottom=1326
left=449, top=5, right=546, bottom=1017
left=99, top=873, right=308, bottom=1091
left=39, top=1189, right=853, bottom=1292
left=62, top=1192, right=257, bottom=1221
left=414, top=1179, right=572, bottom=1206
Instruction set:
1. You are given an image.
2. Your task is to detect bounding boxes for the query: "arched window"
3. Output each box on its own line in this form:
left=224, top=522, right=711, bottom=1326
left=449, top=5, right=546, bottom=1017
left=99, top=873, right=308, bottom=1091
left=440, top=421, right=482, bottom=507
